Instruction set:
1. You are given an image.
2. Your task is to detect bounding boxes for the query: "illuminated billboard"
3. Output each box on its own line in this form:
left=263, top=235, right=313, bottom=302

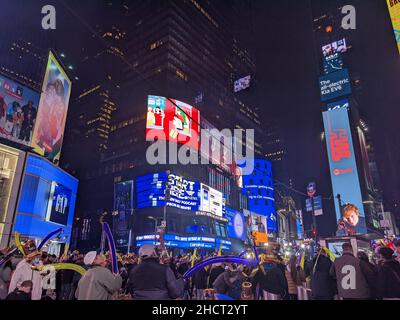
left=323, top=53, right=343, bottom=74
left=322, top=38, right=347, bottom=56
left=146, top=95, right=200, bottom=151
left=13, top=153, right=78, bottom=245
left=31, top=51, right=72, bottom=164
left=199, top=184, right=225, bottom=217
left=225, top=207, right=245, bottom=241
left=113, top=180, right=134, bottom=249
left=323, top=98, right=349, bottom=112
left=234, top=75, right=251, bottom=93
left=136, top=172, right=200, bottom=211
left=322, top=107, right=366, bottom=234
left=243, top=209, right=268, bottom=245
left=387, top=0, right=400, bottom=54
left=319, top=69, right=352, bottom=102
left=0, top=74, right=40, bottom=147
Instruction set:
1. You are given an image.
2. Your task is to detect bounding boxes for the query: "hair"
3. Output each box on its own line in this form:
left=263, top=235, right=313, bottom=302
left=343, top=204, right=359, bottom=218
left=378, top=247, right=394, bottom=260
left=20, top=280, right=33, bottom=289
left=357, top=251, right=369, bottom=262
left=342, top=242, right=353, bottom=252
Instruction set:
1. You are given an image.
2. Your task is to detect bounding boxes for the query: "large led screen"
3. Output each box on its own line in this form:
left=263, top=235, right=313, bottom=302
left=322, top=107, right=366, bottom=234
left=13, top=153, right=78, bottom=244
left=31, top=51, right=72, bottom=164
left=0, top=74, right=40, bottom=146
left=113, top=180, right=134, bottom=249
left=387, top=0, right=400, bottom=54
left=146, top=95, right=200, bottom=151
left=199, top=184, right=225, bottom=217
left=225, top=207, right=245, bottom=241
left=319, top=69, right=352, bottom=102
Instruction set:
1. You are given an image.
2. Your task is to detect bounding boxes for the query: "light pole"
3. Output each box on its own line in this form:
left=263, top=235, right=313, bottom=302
left=161, top=170, right=171, bottom=250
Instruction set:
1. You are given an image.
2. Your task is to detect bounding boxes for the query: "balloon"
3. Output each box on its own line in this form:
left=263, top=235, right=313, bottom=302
left=14, top=232, right=25, bottom=256
left=102, top=222, right=118, bottom=274
left=36, top=263, right=86, bottom=276
left=38, top=228, right=63, bottom=251
left=0, top=247, right=18, bottom=267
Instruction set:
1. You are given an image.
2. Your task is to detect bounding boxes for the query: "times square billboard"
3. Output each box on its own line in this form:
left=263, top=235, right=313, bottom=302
left=322, top=107, right=367, bottom=234
left=319, top=68, right=352, bottom=102
left=146, top=95, right=200, bottom=151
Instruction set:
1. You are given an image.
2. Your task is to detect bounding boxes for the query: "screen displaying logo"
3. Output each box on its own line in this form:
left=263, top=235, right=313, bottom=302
left=319, top=69, right=352, bottom=102
left=324, top=99, right=349, bottom=112
left=323, top=53, right=343, bottom=74
left=46, top=181, right=72, bottom=226
left=322, top=108, right=366, bottom=234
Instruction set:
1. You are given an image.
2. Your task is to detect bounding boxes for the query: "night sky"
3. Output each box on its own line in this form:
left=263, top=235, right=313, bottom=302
left=1, top=0, right=399, bottom=228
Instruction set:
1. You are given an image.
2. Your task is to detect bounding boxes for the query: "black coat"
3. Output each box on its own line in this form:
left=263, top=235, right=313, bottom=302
left=193, top=268, right=208, bottom=290
left=377, top=260, right=400, bottom=299
left=6, top=290, right=31, bottom=300
left=209, top=266, right=225, bottom=288
left=251, top=263, right=288, bottom=298
left=311, top=255, right=336, bottom=299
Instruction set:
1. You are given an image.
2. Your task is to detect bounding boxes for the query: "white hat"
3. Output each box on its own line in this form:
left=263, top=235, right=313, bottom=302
left=84, top=251, right=97, bottom=265
left=139, top=244, right=157, bottom=259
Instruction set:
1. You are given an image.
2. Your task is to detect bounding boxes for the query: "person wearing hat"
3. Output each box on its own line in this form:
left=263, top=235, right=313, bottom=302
left=126, top=244, right=184, bottom=300
left=8, top=240, right=43, bottom=300
left=75, top=251, right=122, bottom=300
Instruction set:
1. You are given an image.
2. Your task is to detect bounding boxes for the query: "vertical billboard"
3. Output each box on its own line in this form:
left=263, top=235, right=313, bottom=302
left=13, top=153, right=78, bottom=245
left=113, top=180, right=134, bottom=249
left=146, top=95, right=200, bottom=151
left=0, top=74, right=40, bottom=146
left=387, top=0, right=400, bottom=54
left=319, top=68, right=352, bottom=102
left=225, top=207, right=245, bottom=241
left=31, top=51, right=72, bottom=164
left=243, top=209, right=268, bottom=245
left=322, top=107, right=366, bottom=234
left=199, top=184, right=225, bottom=217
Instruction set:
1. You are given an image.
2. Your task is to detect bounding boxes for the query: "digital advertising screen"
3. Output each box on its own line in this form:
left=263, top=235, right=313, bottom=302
left=0, top=74, right=40, bottom=147
left=31, top=51, right=72, bottom=164
left=243, top=209, right=268, bottom=245
left=323, top=98, right=349, bottom=112
left=199, top=184, right=225, bottom=217
left=146, top=95, right=200, bottom=151
left=319, top=68, right=352, bottom=102
left=322, top=38, right=347, bottom=56
left=387, top=0, right=400, bottom=54
left=323, top=52, right=343, bottom=74
left=327, top=240, right=350, bottom=258
left=45, top=181, right=72, bottom=225
left=113, top=180, right=134, bottom=248
left=322, top=107, right=366, bottom=234
left=225, top=207, right=245, bottom=241
left=13, top=153, right=78, bottom=244
left=234, top=75, right=251, bottom=93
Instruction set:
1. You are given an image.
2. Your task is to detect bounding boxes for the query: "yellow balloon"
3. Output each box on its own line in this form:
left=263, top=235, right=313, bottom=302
left=46, top=263, right=86, bottom=276
left=14, top=232, right=25, bottom=256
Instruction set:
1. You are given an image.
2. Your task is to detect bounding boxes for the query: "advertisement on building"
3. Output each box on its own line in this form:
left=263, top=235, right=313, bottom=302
left=0, top=144, right=25, bottom=248
left=225, top=207, right=245, bottom=241
left=386, top=0, right=400, bottom=54
left=0, top=74, right=40, bottom=147
left=136, top=172, right=200, bottom=211
left=243, top=209, right=268, bottom=245
left=322, top=107, right=366, bottom=234
left=240, top=159, right=277, bottom=233
left=13, top=153, right=78, bottom=247
left=322, top=38, right=347, bottom=56
left=200, top=184, right=225, bottom=217
left=113, top=180, right=134, bottom=249
left=323, top=52, right=343, bottom=74
left=323, top=98, right=349, bottom=112
left=357, top=127, right=374, bottom=192
left=31, top=51, right=72, bottom=164
left=234, top=75, right=251, bottom=93
left=319, top=68, right=352, bottom=102
left=146, top=95, right=200, bottom=151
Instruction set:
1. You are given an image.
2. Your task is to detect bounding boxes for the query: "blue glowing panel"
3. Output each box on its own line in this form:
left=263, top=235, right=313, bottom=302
left=319, top=69, right=352, bottom=102
left=322, top=107, right=366, bottom=234
left=225, top=207, right=245, bottom=241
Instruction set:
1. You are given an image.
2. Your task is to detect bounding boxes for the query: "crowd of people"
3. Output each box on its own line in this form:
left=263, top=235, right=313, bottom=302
left=1, top=239, right=400, bottom=301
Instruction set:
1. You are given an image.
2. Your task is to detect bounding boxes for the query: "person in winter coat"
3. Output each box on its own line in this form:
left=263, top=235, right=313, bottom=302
left=208, top=263, right=225, bottom=288
left=357, top=251, right=378, bottom=299
left=311, top=249, right=336, bottom=300
left=6, top=280, right=33, bottom=300
left=0, top=259, right=12, bottom=300
left=213, top=265, right=244, bottom=299
left=126, top=245, right=184, bottom=300
left=75, top=251, right=122, bottom=300
left=330, top=243, right=375, bottom=300
left=376, top=247, right=400, bottom=300
left=285, top=255, right=306, bottom=300
left=193, top=266, right=208, bottom=300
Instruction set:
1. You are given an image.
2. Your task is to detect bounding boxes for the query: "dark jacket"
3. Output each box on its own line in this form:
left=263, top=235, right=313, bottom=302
left=127, top=258, right=184, bottom=300
left=311, top=254, right=336, bottom=299
left=6, top=289, right=31, bottom=300
left=213, top=270, right=243, bottom=297
left=209, top=266, right=225, bottom=288
left=193, top=268, right=208, bottom=290
left=330, top=252, right=374, bottom=299
left=377, top=260, right=400, bottom=299
left=251, top=262, right=288, bottom=299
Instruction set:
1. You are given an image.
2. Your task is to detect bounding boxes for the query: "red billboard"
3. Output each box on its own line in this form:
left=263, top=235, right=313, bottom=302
left=146, top=95, right=200, bottom=151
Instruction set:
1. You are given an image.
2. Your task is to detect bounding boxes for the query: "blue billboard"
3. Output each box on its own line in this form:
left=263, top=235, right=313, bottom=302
left=240, top=159, right=277, bottom=233
left=319, top=68, right=352, bottom=102
left=322, top=108, right=366, bottom=234
left=225, top=207, right=245, bottom=241
left=323, top=98, right=349, bottom=112
left=136, top=172, right=200, bottom=211
left=113, top=180, right=134, bottom=249
left=323, top=52, right=343, bottom=75
left=13, top=154, right=78, bottom=244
